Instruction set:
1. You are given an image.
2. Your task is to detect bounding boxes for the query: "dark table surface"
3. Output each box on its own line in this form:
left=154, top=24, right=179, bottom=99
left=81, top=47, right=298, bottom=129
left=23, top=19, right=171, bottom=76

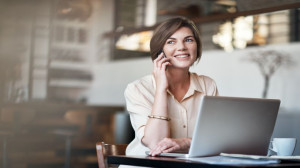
left=107, top=155, right=300, bottom=168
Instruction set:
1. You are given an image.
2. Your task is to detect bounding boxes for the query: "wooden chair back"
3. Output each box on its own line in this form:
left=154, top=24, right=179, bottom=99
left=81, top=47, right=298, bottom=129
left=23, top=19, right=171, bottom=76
left=96, top=142, right=128, bottom=168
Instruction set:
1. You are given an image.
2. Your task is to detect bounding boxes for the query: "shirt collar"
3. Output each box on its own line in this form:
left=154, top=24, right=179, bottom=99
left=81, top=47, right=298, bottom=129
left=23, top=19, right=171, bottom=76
left=152, top=72, right=204, bottom=95
left=189, top=72, right=204, bottom=93
left=181, top=72, right=204, bottom=101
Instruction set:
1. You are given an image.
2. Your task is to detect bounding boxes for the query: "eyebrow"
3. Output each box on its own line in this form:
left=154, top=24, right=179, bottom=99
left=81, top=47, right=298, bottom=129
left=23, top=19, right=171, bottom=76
left=167, top=35, right=195, bottom=40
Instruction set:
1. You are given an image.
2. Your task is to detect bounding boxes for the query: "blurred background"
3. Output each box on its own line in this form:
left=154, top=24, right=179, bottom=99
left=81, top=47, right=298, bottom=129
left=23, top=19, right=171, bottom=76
left=0, top=0, right=300, bottom=167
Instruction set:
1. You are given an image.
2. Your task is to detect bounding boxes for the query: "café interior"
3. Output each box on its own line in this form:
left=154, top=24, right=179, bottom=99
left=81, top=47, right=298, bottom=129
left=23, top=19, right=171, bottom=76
left=0, top=0, right=300, bottom=167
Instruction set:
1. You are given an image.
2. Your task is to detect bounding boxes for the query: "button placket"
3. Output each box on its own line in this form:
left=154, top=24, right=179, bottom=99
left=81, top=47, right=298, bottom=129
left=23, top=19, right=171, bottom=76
left=181, top=108, right=188, bottom=137
left=170, top=94, right=188, bottom=137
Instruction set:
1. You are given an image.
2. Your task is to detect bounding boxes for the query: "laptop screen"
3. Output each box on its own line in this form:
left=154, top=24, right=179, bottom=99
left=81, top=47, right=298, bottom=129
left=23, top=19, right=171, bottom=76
left=188, top=96, right=280, bottom=157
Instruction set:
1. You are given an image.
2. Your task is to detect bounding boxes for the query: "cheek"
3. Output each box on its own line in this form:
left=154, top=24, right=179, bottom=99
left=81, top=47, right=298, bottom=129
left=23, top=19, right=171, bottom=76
left=187, top=45, right=197, bottom=54
left=163, top=47, right=174, bottom=56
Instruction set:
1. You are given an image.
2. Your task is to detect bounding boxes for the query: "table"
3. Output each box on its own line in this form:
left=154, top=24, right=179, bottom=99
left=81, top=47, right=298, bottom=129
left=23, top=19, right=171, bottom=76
left=107, top=155, right=300, bottom=168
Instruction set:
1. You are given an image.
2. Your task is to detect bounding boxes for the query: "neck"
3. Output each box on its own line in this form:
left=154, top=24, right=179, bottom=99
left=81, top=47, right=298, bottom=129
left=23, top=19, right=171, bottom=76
left=167, top=68, right=190, bottom=91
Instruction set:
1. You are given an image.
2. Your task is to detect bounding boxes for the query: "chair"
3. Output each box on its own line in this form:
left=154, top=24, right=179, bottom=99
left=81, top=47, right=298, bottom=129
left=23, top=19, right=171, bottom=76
left=96, top=142, right=128, bottom=168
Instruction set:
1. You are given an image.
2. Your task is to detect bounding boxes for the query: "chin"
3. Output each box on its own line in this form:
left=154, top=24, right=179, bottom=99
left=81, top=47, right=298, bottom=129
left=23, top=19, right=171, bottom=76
left=171, top=63, right=193, bottom=69
left=172, top=61, right=194, bottom=68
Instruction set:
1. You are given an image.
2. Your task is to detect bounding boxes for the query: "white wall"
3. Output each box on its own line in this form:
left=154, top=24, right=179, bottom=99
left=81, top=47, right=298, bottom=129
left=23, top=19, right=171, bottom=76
left=88, top=58, right=152, bottom=105
left=88, top=42, right=300, bottom=113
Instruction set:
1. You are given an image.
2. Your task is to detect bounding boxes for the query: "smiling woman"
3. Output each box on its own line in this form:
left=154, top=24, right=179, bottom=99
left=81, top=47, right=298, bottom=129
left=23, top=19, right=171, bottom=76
left=162, top=27, right=197, bottom=69
left=150, top=17, right=202, bottom=63
left=122, top=17, right=219, bottom=165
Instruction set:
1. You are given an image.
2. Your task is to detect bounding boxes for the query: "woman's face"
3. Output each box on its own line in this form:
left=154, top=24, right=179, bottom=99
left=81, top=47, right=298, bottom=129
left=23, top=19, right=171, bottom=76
left=163, top=27, right=197, bottom=69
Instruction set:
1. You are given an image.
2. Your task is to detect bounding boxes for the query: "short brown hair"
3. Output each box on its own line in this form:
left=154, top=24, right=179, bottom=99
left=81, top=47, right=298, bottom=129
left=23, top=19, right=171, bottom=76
left=150, top=17, right=202, bottom=62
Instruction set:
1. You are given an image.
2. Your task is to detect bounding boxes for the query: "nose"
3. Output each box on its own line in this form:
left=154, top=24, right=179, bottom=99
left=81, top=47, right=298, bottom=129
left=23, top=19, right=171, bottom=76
left=177, top=41, right=187, bottom=51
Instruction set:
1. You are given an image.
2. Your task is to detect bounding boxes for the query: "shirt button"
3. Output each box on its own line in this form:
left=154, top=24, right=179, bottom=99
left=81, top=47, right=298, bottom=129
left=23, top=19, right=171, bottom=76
left=183, top=125, right=186, bottom=128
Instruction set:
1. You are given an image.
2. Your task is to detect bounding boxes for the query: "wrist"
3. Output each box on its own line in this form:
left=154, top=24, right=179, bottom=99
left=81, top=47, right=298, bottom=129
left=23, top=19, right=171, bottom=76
left=155, top=86, right=168, bottom=93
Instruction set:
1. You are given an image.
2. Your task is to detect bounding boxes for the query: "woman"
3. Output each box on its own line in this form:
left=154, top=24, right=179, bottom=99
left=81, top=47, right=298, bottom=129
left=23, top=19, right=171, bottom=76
left=124, top=17, right=218, bottom=157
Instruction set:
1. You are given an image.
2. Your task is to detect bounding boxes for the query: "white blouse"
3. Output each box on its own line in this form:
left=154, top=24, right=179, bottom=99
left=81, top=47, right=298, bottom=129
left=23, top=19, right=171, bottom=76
left=124, top=72, right=219, bottom=156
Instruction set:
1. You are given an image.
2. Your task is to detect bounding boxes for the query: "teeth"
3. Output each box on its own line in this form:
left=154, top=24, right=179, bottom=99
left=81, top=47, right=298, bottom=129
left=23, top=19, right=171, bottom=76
left=176, top=55, right=189, bottom=58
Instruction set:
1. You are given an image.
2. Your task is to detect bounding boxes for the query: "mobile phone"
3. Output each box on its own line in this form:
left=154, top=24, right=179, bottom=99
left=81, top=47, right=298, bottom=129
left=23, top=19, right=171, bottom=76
left=159, top=50, right=169, bottom=70
left=158, top=50, right=166, bottom=59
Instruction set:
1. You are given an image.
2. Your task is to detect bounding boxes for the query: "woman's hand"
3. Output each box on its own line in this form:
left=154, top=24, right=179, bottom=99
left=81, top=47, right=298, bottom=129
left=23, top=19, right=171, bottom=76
left=149, top=138, right=191, bottom=156
left=153, top=52, right=171, bottom=92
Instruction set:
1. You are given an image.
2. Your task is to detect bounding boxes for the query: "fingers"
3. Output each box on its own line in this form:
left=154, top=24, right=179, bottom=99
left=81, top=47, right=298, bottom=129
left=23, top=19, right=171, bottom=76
left=149, top=146, right=165, bottom=156
left=153, top=53, right=170, bottom=70
left=149, top=138, right=167, bottom=156
left=149, top=138, right=179, bottom=156
left=162, top=61, right=171, bottom=70
left=154, top=52, right=165, bottom=64
left=154, top=58, right=171, bottom=71
left=149, top=139, right=170, bottom=156
left=153, top=52, right=164, bottom=68
left=162, top=145, right=179, bottom=153
left=148, top=138, right=191, bottom=156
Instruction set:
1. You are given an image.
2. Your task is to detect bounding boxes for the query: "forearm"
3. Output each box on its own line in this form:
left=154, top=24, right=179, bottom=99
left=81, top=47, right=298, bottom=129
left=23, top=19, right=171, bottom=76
left=142, top=89, right=170, bottom=149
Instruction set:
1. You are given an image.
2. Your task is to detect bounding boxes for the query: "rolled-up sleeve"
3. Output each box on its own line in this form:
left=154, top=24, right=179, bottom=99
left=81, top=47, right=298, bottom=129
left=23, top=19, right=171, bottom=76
left=124, top=83, right=152, bottom=141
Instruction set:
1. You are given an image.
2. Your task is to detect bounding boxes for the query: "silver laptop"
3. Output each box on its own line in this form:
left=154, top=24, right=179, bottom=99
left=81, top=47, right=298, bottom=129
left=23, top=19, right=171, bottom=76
left=146, top=96, right=280, bottom=158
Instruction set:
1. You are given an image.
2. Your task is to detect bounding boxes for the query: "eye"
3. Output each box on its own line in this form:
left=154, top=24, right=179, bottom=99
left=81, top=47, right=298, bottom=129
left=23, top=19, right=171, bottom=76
left=166, top=40, right=175, bottom=44
left=185, top=38, right=194, bottom=42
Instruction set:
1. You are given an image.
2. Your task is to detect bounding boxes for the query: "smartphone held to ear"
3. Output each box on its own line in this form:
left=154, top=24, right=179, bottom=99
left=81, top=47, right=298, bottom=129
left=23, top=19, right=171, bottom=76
left=158, top=50, right=169, bottom=70
left=158, top=50, right=166, bottom=59
left=162, top=52, right=166, bottom=59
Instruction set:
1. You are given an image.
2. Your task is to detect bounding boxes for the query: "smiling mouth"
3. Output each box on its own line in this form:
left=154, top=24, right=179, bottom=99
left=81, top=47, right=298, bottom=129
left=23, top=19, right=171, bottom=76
left=174, top=54, right=190, bottom=58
